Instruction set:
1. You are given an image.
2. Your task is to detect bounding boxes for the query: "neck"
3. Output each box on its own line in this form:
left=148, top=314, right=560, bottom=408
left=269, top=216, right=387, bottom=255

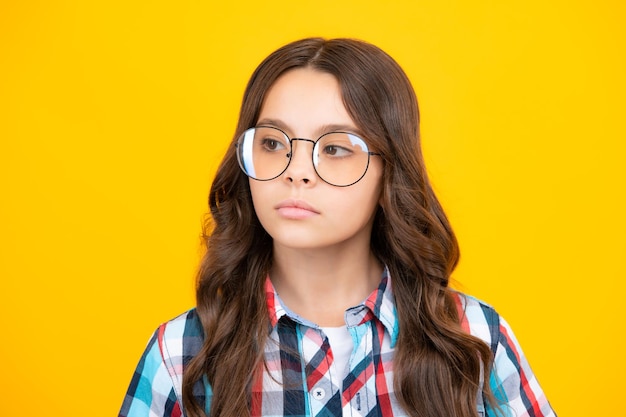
left=270, top=242, right=383, bottom=327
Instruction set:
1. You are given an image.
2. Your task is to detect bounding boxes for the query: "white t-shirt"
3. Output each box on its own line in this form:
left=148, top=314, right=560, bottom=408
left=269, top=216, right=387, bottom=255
left=321, top=325, right=354, bottom=381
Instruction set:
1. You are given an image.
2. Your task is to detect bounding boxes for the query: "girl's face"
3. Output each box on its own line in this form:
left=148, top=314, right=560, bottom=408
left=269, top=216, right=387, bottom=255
left=249, top=68, right=383, bottom=253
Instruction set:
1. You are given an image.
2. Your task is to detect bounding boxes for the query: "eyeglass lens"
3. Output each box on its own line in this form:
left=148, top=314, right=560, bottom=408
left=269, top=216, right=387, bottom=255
left=236, top=126, right=372, bottom=187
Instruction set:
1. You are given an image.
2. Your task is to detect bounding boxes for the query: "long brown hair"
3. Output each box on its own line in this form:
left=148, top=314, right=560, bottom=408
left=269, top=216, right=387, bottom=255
left=183, top=37, right=497, bottom=417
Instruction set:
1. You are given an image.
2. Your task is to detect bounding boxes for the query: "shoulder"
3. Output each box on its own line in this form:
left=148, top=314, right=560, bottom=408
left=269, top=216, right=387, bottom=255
left=450, top=291, right=501, bottom=352
left=119, top=309, right=202, bottom=417
left=450, top=292, right=557, bottom=416
left=158, top=308, right=203, bottom=339
left=156, top=308, right=204, bottom=362
left=154, top=309, right=205, bottom=408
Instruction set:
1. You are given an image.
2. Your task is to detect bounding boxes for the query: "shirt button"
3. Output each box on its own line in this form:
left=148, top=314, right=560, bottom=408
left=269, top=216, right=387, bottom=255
left=312, top=387, right=326, bottom=400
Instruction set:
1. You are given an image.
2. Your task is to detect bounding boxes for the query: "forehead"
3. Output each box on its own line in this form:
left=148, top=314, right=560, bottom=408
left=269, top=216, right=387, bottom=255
left=257, top=68, right=358, bottom=137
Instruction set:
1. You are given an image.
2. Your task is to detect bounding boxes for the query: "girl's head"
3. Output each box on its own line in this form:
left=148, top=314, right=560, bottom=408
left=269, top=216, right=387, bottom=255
left=210, top=37, right=455, bottom=278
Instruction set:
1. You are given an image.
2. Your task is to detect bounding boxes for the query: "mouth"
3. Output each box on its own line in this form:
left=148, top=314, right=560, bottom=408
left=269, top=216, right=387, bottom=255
left=275, top=199, right=320, bottom=219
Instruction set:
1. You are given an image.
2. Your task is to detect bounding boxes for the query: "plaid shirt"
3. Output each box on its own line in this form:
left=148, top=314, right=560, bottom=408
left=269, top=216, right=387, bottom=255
left=119, top=271, right=556, bottom=417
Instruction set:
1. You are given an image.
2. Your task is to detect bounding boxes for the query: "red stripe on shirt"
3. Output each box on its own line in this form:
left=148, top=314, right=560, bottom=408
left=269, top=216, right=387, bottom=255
left=500, top=323, right=542, bottom=415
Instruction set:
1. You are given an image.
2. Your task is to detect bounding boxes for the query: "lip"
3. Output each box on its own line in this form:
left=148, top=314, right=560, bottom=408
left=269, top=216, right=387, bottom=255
left=275, top=199, right=320, bottom=219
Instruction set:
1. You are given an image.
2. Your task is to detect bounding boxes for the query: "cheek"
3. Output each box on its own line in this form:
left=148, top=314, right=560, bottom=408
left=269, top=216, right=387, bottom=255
left=248, top=181, right=266, bottom=216
left=331, top=182, right=382, bottom=222
left=361, top=172, right=384, bottom=208
left=248, top=181, right=280, bottom=235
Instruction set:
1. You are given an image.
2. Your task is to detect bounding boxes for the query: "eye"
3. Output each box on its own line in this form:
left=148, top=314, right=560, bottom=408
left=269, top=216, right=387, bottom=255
left=322, top=144, right=352, bottom=158
left=260, top=137, right=287, bottom=152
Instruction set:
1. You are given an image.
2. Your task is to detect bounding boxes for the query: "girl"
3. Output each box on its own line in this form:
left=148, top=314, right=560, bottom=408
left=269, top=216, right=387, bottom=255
left=119, top=38, right=556, bottom=417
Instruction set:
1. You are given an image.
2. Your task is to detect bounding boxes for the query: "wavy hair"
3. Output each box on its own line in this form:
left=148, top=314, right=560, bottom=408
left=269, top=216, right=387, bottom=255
left=182, top=37, right=497, bottom=417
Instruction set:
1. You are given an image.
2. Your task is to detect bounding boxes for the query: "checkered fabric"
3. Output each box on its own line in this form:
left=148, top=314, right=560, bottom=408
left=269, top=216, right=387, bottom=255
left=119, top=271, right=556, bottom=417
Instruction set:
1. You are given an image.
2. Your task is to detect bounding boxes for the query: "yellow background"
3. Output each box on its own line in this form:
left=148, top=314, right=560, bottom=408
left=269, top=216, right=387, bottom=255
left=1, top=1, right=624, bottom=416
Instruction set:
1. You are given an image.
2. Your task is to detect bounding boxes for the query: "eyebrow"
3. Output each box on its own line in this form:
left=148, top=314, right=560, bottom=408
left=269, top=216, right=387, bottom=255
left=256, top=118, right=363, bottom=137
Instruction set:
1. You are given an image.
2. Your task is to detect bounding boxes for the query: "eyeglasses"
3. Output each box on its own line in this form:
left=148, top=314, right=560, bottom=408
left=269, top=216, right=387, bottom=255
left=236, top=126, right=380, bottom=187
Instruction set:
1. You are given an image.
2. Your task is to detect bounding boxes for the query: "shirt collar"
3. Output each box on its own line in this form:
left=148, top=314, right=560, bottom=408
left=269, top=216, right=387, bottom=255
left=264, top=266, right=399, bottom=347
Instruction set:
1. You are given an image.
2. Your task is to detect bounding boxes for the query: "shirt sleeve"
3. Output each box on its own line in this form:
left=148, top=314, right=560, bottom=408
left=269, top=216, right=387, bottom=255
left=119, top=330, right=182, bottom=417
left=486, top=316, right=557, bottom=417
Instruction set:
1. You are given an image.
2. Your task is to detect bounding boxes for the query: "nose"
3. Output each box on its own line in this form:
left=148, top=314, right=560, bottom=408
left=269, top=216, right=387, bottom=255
left=283, top=138, right=316, bottom=185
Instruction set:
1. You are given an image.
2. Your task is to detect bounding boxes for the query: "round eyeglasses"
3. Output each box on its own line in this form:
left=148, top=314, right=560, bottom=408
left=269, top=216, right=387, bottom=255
left=235, top=126, right=381, bottom=187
